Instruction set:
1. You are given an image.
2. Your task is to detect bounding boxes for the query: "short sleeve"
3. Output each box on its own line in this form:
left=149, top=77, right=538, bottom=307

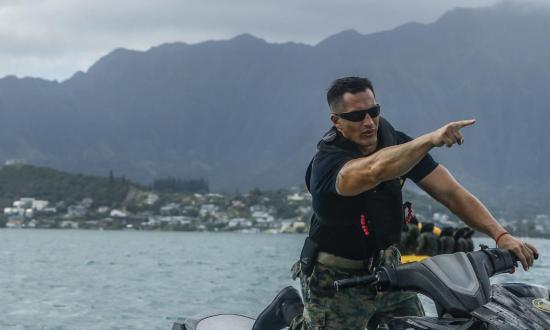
left=310, top=149, right=352, bottom=196
left=396, top=131, right=439, bottom=183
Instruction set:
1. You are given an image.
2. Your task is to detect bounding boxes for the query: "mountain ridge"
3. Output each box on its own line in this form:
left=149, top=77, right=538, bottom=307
left=0, top=2, right=549, bottom=214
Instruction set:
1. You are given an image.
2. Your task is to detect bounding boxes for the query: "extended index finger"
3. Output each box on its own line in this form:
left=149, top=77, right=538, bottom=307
left=455, top=119, right=476, bottom=128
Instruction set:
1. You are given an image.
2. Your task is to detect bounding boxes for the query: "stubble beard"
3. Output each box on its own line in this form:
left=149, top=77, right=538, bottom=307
left=358, top=136, right=378, bottom=155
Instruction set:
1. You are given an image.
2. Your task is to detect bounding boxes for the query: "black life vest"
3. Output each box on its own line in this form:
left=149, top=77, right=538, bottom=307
left=306, top=117, right=404, bottom=251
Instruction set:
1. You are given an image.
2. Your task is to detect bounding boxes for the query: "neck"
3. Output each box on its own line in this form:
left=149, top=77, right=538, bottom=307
left=359, top=144, right=377, bottom=156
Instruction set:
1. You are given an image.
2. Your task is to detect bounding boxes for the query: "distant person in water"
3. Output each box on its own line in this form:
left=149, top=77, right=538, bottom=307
left=464, top=228, right=475, bottom=252
left=416, top=222, right=439, bottom=256
left=398, top=224, right=409, bottom=254
left=454, top=227, right=469, bottom=252
left=439, top=226, right=456, bottom=254
left=402, top=215, right=420, bottom=254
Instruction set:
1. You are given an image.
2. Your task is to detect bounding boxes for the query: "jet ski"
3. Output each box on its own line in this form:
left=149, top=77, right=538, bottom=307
left=172, top=247, right=549, bottom=329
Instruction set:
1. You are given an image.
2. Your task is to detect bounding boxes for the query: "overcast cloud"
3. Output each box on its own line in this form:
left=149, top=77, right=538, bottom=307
left=0, top=0, right=529, bottom=80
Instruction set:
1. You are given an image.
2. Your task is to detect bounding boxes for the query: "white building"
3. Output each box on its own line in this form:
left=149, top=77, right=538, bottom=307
left=32, top=200, right=49, bottom=210
left=199, top=204, right=219, bottom=217
left=228, top=218, right=253, bottom=228
left=110, top=209, right=128, bottom=218
left=3, top=207, right=23, bottom=216
left=287, top=193, right=304, bottom=201
left=97, top=206, right=110, bottom=214
left=145, top=193, right=159, bottom=205
left=14, top=198, right=34, bottom=208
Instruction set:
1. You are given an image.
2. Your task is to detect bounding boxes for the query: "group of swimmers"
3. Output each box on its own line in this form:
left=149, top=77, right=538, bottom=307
left=399, top=216, right=475, bottom=257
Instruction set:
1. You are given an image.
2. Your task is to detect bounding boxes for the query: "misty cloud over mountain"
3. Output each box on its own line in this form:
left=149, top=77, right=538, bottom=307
left=0, top=2, right=549, bottom=207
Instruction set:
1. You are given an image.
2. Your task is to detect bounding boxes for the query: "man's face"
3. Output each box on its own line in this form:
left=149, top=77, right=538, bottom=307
left=331, top=89, right=379, bottom=154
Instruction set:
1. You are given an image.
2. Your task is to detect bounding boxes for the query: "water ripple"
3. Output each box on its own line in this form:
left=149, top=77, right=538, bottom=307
left=0, top=230, right=546, bottom=329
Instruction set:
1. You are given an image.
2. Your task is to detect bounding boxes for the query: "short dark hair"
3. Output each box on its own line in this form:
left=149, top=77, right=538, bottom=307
left=326, top=76, right=375, bottom=113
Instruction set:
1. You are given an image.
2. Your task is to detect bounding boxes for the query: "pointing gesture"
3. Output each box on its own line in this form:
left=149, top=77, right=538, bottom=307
left=431, top=119, right=476, bottom=148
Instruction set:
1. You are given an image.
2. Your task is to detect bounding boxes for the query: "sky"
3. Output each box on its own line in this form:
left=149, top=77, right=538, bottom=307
left=0, top=0, right=515, bottom=81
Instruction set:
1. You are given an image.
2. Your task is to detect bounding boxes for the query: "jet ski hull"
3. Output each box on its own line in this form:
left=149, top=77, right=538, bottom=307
left=172, top=314, right=255, bottom=330
left=173, top=249, right=549, bottom=330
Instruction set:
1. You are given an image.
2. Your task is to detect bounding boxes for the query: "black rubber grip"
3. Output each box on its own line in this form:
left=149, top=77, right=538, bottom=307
left=333, top=275, right=376, bottom=291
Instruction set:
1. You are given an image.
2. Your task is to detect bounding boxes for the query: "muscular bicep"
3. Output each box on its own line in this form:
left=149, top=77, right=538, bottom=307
left=336, top=157, right=380, bottom=196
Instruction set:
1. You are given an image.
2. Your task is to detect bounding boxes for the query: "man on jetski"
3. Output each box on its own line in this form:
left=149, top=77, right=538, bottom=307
left=253, top=76, right=538, bottom=330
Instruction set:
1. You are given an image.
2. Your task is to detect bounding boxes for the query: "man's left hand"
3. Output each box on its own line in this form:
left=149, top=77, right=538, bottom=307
left=497, top=234, right=538, bottom=271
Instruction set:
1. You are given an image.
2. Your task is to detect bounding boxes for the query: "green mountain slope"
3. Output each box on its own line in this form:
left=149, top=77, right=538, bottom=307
left=0, top=164, right=135, bottom=208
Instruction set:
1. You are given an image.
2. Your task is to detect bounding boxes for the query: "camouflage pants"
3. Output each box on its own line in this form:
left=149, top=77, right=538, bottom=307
left=290, top=246, right=424, bottom=330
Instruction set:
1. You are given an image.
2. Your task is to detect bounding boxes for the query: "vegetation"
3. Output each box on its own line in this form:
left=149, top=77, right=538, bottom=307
left=152, top=177, right=209, bottom=194
left=0, top=164, right=135, bottom=207
left=1, top=164, right=549, bottom=238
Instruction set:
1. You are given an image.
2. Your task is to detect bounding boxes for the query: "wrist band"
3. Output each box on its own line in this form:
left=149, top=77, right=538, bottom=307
left=495, top=231, right=509, bottom=246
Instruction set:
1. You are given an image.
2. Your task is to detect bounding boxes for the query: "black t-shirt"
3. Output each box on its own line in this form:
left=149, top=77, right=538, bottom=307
left=308, top=128, right=438, bottom=259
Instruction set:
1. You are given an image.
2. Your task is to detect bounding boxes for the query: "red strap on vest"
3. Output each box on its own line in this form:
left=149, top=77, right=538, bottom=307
left=404, top=202, right=414, bottom=225
left=360, top=213, right=370, bottom=237
left=361, top=213, right=370, bottom=236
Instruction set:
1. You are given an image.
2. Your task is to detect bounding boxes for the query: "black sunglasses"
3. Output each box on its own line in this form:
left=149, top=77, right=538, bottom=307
left=334, top=104, right=380, bottom=122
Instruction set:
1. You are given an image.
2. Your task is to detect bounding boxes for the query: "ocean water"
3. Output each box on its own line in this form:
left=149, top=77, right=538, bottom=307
left=0, top=230, right=548, bottom=329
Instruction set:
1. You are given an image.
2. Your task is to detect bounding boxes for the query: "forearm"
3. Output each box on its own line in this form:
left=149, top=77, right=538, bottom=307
left=441, top=187, right=505, bottom=240
left=451, top=190, right=538, bottom=271
left=417, top=155, right=537, bottom=271
left=339, top=133, right=434, bottom=194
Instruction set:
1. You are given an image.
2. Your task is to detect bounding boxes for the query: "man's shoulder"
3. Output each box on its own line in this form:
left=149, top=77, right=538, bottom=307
left=307, top=147, right=354, bottom=197
left=321, top=128, right=338, bottom=143
left=312, top=146, right=353, bottom=168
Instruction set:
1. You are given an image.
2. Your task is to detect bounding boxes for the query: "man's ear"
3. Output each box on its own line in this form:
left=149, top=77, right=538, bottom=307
left=330, top=114, right=339, bottom=126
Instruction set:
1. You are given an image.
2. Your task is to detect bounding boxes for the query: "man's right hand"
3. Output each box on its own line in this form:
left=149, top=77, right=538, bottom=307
left=431, top=119, right=476, bottom=147
left=497, top=234, right=538, bottom=271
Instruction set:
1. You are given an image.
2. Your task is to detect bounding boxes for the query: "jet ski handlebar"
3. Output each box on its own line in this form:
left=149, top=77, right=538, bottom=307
left=334, top=248, right=534, bottom=293
left=333, top=269, right=392, bottom=292
left=333, top=274, right=377, bottom=291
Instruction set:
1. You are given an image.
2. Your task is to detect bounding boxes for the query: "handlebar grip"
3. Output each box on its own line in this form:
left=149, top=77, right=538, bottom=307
left=333, top=275, right=377, bottom=291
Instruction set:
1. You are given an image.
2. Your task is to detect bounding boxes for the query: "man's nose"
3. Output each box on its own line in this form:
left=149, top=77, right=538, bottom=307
left=362, top=115, right=375, bottom=126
